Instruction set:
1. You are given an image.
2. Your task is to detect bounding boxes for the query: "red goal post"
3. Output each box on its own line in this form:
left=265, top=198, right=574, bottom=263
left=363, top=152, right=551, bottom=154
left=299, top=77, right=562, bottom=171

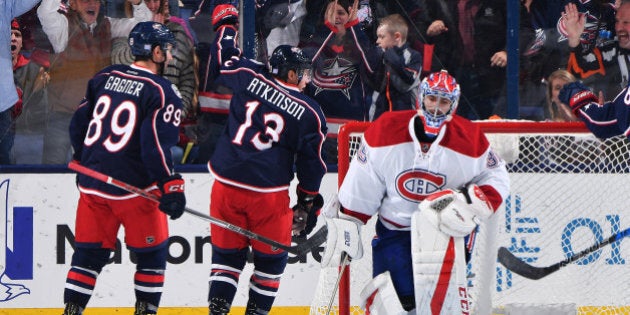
left=311, top=120, right=630, bottom=315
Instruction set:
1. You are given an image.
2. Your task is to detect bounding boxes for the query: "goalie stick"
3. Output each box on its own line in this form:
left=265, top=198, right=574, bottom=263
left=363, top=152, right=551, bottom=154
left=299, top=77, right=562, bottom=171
left=67, top=161, right=327, bottom=256
left=498, top=227, right=630, bottom=280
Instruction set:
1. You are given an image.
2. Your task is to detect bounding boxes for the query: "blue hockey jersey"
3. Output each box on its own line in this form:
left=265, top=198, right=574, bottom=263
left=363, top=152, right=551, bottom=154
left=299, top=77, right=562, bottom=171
left=208, top=25, right=327, bottom=193
left=70, top=63, right=183, bottom=198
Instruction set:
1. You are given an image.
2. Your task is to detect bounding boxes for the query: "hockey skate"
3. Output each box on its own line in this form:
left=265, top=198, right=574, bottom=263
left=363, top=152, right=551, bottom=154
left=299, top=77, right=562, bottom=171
left=62, top=302, right=83, bottom=315
left=208, top=297, right=230, bottom=315
left=134, top=300, right=157, bottom=315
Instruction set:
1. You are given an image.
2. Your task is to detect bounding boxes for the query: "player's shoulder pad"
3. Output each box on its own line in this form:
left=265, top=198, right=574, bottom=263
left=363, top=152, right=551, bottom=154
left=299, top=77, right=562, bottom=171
left=364, top=110, right=415, bottom=147
left=440, top=115, right=489, bottom=158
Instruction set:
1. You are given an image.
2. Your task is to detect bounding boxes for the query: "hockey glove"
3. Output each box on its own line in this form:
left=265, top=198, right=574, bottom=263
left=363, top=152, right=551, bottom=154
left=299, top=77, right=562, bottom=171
left=292, top=190, right=324, bottom=237
left=212, top=4, right=239, bottom=31
left=158, top=174, right=186, bottom=219
left=558, top=82, right=598, bottom=114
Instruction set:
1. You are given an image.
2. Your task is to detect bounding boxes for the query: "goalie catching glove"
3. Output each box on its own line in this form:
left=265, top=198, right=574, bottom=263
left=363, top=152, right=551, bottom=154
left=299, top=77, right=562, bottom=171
left=158, top=174, right=186, bottom=220
left=321, top=204, right=364, bottom=268
left=419, top=185, right=493, bottom=237
left=291, top=189, right=324, bottom=237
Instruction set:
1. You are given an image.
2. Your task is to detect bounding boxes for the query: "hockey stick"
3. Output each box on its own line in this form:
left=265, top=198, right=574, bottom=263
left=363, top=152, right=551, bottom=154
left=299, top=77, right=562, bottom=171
left=325, top=253, right=350, bottom=315
left=498, top=227, right=630, bottom=280
left=67, top=161, right=327, bottom=256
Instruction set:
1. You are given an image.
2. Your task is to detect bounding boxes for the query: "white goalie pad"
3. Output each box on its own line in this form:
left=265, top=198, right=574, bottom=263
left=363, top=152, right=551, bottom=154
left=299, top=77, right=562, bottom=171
left=320, top=213, right=363, bottom=268
left=359, top=271, right=410, bottom=315
left=411, top=209, right=471, bottom=315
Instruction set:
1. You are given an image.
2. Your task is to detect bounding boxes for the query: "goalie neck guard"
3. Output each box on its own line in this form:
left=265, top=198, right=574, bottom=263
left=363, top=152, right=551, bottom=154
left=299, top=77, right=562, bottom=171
left=418, top=70, right=461, bottom=138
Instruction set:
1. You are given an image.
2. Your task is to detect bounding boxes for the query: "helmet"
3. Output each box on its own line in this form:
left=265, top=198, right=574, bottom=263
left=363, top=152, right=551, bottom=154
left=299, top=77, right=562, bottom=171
left=269, top=45, right=311, bottom=81
left=128, top=22, right=176, bottom=57
left=418, top=70, right=460, bottom=137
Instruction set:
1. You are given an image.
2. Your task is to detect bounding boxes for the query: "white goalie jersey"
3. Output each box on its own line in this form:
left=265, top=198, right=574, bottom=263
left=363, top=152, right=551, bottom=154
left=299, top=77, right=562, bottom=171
left=338, top=110, right=510, bottom=228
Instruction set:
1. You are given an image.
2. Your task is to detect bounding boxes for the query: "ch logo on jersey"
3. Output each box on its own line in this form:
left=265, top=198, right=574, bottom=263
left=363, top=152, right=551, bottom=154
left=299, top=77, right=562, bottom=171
left=395, top=169, right=446, bottom=202
left=0, top=179, right=33, bottom=302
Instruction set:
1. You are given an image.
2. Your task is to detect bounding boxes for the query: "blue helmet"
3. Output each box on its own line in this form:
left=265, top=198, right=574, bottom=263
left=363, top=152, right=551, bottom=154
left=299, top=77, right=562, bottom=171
left=269, top=45, right=311, bottom=81
left=128, top=22, right=176, bottom=57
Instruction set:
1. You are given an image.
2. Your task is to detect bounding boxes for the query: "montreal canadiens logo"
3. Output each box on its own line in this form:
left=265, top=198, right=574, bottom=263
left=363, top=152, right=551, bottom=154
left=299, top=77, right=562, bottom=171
left=395, top=169, right=446, bottom=202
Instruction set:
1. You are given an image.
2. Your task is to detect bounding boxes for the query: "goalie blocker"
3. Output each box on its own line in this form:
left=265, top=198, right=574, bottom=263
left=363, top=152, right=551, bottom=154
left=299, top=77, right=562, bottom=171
left=320, top=195, right=364, bottom=268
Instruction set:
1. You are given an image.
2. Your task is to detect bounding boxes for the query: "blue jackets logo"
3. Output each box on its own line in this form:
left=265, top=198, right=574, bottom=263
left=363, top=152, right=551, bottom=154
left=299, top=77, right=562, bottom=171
left=0, top=179, right=33, bottom=302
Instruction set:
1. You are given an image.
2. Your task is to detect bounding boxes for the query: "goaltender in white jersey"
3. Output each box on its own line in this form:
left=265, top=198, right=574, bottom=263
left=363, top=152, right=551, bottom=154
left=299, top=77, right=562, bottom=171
left=322, top=70, right=510, bottom=314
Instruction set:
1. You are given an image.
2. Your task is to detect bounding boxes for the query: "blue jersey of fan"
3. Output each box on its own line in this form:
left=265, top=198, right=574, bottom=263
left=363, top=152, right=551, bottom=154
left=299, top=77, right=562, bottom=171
left=208, top=26, right=327, bottom=193
left=70, top=63, right=183, bottom=197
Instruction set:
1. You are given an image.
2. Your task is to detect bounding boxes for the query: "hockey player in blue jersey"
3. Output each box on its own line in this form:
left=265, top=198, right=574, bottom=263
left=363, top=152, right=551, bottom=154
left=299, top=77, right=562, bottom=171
left=560, top=78, right=630, bottom=138
left=559, top=1, right=630, bottom=140
left=64, top=22, right=186, bottom=315
left=206, top=5, right=327, bottom=315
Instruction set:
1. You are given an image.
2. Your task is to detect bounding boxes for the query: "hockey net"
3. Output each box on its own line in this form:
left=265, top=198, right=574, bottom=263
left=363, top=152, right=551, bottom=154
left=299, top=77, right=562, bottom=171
left=310, top=121, right=630, bottom=315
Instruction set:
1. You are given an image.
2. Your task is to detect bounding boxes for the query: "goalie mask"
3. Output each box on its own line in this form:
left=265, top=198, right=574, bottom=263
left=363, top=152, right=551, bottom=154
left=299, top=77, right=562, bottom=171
left=418, top=70, right=460, bottom=138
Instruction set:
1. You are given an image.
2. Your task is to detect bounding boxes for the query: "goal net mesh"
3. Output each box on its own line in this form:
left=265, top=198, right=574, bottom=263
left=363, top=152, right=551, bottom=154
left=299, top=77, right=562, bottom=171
left=310, top=121, right=630, bottom=315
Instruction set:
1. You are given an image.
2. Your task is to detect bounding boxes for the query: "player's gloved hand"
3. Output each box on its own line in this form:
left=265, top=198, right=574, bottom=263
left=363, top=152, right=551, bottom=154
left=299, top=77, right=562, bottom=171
left=292, top=189, right=324, bottom=237
left=212, top=4, right=239, bottom=31
left=158, top=174, right=186, bottom=219
left=558, top=82, right=598, bottom=114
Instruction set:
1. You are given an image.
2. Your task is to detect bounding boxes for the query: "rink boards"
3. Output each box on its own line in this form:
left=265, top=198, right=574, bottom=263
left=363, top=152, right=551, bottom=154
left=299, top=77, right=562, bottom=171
left=0, top=171, right=629, bottom=314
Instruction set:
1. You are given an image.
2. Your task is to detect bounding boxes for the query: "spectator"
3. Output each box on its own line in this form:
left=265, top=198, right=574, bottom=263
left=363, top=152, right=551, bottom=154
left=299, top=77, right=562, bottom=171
left=545, top=69, right=579, bottom=121
left=37, top=0, right=151, bottom=164
left=12, top=18, right=50, bottom=164
left=301, top=0, right=379, bottom=164
left=371, top=13, right=422, bottom=120
left=562, top=1, right=619, bottom=100
left=192, top=1, right=238, bottom=164
left=371, top=0, right=426, bottom=52
left=263, top=0, right=309, bottom=57
left=205, top=5, right=327, bottom=314
left=0, top=0, right=41, bottom=164
left=416, top=0, right=509, bottom=120
left=493, top=1, right=540, bottom=120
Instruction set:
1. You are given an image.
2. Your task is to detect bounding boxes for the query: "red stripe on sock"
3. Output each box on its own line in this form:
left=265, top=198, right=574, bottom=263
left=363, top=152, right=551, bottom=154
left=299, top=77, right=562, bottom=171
left=67, top=270, right=96, bottom=286
left=251, top=275, right=280, bottom=289
left=135, top=273, right=165, bottom=284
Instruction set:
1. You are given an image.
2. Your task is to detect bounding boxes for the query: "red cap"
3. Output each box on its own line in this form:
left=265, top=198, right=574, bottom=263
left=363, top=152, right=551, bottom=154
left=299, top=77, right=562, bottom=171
left=11, top=19, right=20, bottom=31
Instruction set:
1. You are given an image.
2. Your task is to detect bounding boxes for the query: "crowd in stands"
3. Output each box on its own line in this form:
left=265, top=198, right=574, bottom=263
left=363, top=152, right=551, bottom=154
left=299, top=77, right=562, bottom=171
left=5, top=0, right=625, bottom=166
